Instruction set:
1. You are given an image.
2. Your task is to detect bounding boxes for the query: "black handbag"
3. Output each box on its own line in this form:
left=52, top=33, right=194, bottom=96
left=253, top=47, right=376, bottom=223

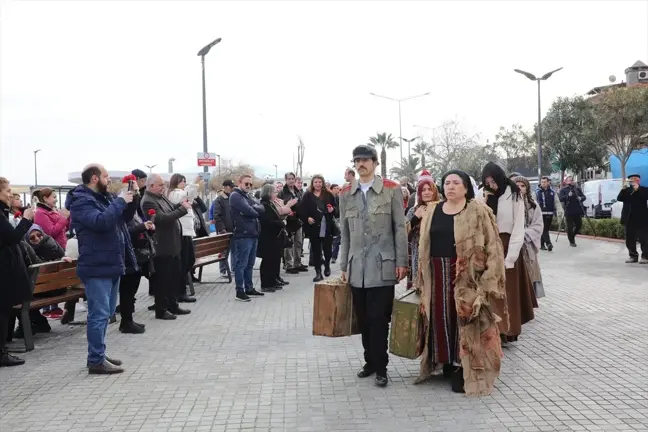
left=280, top=229, right=293, bottom=248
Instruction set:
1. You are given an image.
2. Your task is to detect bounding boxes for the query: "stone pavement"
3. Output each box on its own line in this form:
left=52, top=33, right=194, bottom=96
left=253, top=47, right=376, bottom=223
left=1, top=237, right=647, bottom=432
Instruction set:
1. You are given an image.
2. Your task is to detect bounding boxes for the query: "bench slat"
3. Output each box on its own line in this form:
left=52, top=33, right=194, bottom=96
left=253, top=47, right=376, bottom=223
left=16, top=289, right=85, bottom=310
left=34, top=278, right=82, bottom=295
left=35, top=267, right=78, bottom=284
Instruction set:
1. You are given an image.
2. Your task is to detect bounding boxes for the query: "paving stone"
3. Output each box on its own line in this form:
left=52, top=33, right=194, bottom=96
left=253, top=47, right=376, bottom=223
left=1, top=237, right=647, bottom=431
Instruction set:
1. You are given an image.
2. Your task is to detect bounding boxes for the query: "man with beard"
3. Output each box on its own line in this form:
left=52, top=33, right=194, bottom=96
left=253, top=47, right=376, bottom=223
left=339, top=145, right=408, bottom=387
left=279, top=172, right=304, bottom=274
left=67, top=164, right=138, bottom=374
left=141, top=174, right=192, bottom=319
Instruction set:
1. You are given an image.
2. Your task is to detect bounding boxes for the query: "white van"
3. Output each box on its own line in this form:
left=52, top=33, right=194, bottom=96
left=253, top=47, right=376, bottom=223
left=582, top=179, right=623, bottom=218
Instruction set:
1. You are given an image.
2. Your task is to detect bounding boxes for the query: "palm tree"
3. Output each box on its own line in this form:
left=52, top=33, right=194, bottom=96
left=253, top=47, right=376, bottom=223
left=412, top=140, right=433, bottom=169
left=389, top=155, right=421, bottom=182
left=368, top=132, right=399, bottom=178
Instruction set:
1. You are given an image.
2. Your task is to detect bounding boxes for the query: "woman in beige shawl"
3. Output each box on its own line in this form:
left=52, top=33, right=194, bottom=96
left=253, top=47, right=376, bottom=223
left=513, top=176, right=544, bottom=299
left=416, top=170, right=508, bottom=396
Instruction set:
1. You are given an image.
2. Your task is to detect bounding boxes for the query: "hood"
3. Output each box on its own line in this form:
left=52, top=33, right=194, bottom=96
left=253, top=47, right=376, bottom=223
left=26, top=224, right=44, bottom=237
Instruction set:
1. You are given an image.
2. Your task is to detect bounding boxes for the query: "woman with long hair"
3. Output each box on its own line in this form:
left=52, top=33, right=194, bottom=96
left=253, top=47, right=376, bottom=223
left=9, top=194, right=24, bottom=228
left=513, top=175, right=544, bottom=300
left=478, top=162, right=535, bottom=343
left=416, top=169, right=507, bottom=395
left=0, top=177, right=35, bottom=367
left=167, top=174, right=201, bottom=303
left=257, top=184, right=287, bottom=292
left=300, top=174, right=338, bottom=282
left=33, top=188, right=70, bottom=250
left=405, top=170, right=440, bottom=289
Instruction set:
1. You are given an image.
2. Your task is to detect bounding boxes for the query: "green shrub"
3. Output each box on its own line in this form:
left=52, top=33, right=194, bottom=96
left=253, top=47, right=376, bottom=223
left=550, top=216, right=624, bottom=239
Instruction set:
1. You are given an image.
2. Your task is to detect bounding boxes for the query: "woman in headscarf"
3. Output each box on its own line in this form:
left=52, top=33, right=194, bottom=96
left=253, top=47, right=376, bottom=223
left=478, top=162, right=535, bottom=343
left=416, top=169, right=507, bottom=395
left=512, top=176, right=544, bottom=300
left=405, top=170, right=439, bottom=289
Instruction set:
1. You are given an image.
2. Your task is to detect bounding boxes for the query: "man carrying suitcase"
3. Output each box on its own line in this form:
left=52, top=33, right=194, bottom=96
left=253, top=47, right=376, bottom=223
left=339, top=144, right=408, bottom=387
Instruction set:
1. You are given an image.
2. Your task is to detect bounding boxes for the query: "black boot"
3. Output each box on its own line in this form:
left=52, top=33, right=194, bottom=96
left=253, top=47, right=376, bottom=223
left=451, top=367, right=465, bottom=393
left=313, top=268, right=324, bottom=282
left=119, top=321, right=145, bottom=334
left=324, top=263, right=331, bottom=277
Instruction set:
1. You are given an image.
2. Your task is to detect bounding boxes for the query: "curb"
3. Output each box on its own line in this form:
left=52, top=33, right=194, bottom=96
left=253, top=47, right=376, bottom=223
left=549, top=231, right=625, bottom=244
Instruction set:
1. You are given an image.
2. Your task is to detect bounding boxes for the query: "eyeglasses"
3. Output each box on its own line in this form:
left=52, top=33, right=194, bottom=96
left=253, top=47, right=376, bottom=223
left=244, top=183, right=253, bottom=187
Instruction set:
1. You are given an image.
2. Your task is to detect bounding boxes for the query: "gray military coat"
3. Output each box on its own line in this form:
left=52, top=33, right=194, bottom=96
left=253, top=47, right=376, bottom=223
left=339, top=176, right=408, bottom=288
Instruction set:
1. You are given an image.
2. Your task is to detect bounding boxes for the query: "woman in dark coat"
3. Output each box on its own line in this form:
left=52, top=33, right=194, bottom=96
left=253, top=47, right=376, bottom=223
left=257, top=184, right=286, bottom=292
left=0, top=177, right=34, bottom=367
left=299, top=174, right=338, bottom=282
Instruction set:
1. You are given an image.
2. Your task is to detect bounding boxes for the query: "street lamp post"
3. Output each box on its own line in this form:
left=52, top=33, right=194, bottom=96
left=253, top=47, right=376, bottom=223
left=400, top=137, right=419, bottom=160
left=145, top=164, right=157, bottom=174
left=168, top=158, right=175, bottom=173
left=215, top=154, right=221, bottom=176
left=370, top=92, right=430, bottom=162
left=33, top=149, right=41, bottom=187
left=514, top=67, right=563, bottom=179
left=273, top=164, right=278, bottom=180
left=197, top=37, right=222, bottom=174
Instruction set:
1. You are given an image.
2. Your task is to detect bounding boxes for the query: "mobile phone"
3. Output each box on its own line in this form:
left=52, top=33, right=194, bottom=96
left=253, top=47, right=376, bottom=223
left=128, top=180, right=134, bottom=191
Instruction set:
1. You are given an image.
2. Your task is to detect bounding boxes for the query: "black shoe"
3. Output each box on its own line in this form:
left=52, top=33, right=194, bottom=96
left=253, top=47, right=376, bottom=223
left=156, top=311, right=177, bottom=320
left=246, top=289, right=265, bottom=297
left=547, top=244, right=553, bottom=252
left=357, top=365, right=375, bottom=378
left=297, top=265, right=309, bottom=272
left=324, top=266, right=331, bottom=277
left=375, top=374, right=388, bottom=387
left=147, top=305, right=155, bottom=311
left=570, top=243, right=577, bottom=247
left=105, top=355, right=123, bottom=366
left=0, top=351, right=25, bottom=367
left=451, top=367, right=465, bottom=393
left=540, top=245, right=547, bottom=251
left=88, top=360, right=123, bottom=375
left=236, top=292, right=251, bottom=302
left=443, top=364, right=453, bottom=379
left=313, top=273, right=324, bottom=282
left=178, top=295, right=197, bottom=303
left=286, top=268, right=300, bottom=274
left=168, top=307, right=191, bottom=315
left=133, top=321, right=146, bottom=329
left=276, top=278, right=289, bottom=285
left=119, top=321, right=145, bottom=334
left=261, top=286, right=276, bottom=293
left=626, top=257, right=639, bottom=263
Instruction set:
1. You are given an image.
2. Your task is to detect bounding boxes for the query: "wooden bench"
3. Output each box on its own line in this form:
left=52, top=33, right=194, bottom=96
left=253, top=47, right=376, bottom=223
left=13, top=260, right=84, bottom=352
left=189, top=234, right=232, bottom=294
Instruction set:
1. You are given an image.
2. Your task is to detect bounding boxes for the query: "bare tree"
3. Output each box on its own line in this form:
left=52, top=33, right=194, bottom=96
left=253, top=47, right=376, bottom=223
left=296, top=136, right=305, bottom=179
left=427, top=121, right=482, bottom=178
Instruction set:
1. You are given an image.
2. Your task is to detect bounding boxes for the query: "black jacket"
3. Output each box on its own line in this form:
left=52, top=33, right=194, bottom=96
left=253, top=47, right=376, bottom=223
left=617, top=186, right=648, bottom=227
left=192, top=197, right=209, bottom=238
left=299, top=190, right=338, bottom=239
left=0, top=201, right=33, bottom=308
left=212, top=192, right=234, bottom=233
left=278, top=185, right=303, bottom=233
left=559, top=185, right=586, bottom=216
left=126, top=213, right=156, bottom=274
left=31, top=235, right=65, bottom=262
left=257, top=200, right=285, bottom=259
left=140, top=191, right=187, bottom=258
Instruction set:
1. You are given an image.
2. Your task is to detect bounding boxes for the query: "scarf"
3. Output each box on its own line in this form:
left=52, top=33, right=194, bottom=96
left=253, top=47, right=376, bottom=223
left=485, top=187, right=504, bottom=215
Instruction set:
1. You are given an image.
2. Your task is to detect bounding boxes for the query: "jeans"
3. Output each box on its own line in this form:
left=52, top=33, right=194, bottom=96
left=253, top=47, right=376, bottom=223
left=232, top=237, right=258, bottom=293
left=83, top=277, right=120, bottom=366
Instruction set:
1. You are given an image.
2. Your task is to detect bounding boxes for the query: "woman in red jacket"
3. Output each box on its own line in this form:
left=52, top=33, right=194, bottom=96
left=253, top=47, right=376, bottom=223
left=33, top=188, right=70, bottom=249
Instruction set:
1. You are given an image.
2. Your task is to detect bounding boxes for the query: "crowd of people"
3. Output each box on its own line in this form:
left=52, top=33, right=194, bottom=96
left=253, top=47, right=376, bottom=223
left=1, top=148, right=646, bottom=395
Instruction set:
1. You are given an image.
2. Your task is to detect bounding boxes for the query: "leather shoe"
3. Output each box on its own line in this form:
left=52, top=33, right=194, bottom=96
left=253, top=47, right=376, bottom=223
left=178, top=295, right=197, bottom=303
left=88, top=360, right=123, bottom=375
left=168, top=307, right=191, bottom=315
left=105, top=355, right=122, bottom=366
left=119, top=322, right=145, bottom=334
left=357, top=365, right=374, bottom=378
left=375, top=374, right=388, bottom=387
left=0, top=351, right=25, bottom=367
left=156, top=311, right=177, bottom=320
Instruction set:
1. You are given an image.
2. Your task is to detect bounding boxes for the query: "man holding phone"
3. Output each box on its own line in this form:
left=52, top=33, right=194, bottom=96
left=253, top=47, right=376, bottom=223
left=279, top=172, right=306, bottom=274
left=617, top=174, right=648, bottom=264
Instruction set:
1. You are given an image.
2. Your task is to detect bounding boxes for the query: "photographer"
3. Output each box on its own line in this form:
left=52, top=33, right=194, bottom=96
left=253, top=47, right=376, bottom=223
left=617, top=174, right=648, bottom=264
left=278, top=172, right=305, bottom=274
left=558, top=176, right=586, bottom=247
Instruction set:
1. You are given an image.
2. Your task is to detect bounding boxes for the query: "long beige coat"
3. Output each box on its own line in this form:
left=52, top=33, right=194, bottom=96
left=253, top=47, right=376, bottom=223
left=417, top=200, right=508, bottom=396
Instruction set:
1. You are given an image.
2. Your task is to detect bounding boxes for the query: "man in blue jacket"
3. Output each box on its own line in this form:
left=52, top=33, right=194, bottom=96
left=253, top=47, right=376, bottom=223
left=67, top=164, right=138, bottom=374
left=229, top=174, right=265, bottom=302
left=536, top=176, right=557, bottom=251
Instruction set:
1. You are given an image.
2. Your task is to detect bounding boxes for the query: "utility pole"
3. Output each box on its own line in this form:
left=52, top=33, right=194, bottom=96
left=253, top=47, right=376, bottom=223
left=33, top=149, right=41, bottom=187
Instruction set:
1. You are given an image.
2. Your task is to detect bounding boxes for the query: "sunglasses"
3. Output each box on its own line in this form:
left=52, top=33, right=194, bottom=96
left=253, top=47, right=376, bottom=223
left=244, top=182, right=253, bottom=187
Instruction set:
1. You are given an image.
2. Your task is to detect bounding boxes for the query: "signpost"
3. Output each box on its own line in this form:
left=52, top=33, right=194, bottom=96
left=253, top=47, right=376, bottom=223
left=197, top=152, right=217, bottom=167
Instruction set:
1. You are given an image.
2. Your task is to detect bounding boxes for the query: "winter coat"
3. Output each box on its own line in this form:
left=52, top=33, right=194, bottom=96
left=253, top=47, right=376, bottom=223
left=34, top=202, right=70, bottom=249
left=25, top=225, right=65, bottom=262
left=558, top=185, right=586, bottom=216
left=66, top=185, right=138, bottom=280
left=617, top=185, right=648, bottom=228
left=140, top=191, right=187, bottom=258
left=126, top=212, right=155, bottom=274
left=230, top=188, right=264, bottom=238
left=535, top=187, right=557, bottom=216
left=211, top=192, right=234, bottom=233
left=299, top=190, right=338, bottom=240
left=168, top=183, right=199, bottom=237
left=278, top=185, right=303, bottom=233
left=192, top=197, right=209, bottom=238
left=257, top=200, right=285, bottom=259
left=0, top=201, right=33, bottom=308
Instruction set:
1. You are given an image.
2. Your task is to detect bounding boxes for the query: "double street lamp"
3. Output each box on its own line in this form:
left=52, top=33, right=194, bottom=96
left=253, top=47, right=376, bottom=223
left=514, top=67, right=563, bottom=179
left=370, top=92, right=430, bottom=162
left=197, top=37, right=222, bottom=173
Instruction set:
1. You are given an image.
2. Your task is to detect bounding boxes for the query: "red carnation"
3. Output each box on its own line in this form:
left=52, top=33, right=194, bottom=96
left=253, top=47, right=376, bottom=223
left=147, top=209, right=156, bottom=216
left=14, top=211, right=22, bottom=218
left=121, top=174, right=137, bottom=183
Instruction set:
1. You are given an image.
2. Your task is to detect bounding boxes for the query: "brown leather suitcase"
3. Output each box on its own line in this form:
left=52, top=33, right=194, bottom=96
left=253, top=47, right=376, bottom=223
left=312, top=279, right=360, bottom=337
left=389, top=289, right=423, bottom=359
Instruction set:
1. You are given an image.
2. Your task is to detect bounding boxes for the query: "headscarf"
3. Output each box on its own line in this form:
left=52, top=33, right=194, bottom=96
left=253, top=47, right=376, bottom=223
left=415, top=177, right=440, bottom=206
left=480, top=161, right=520, bottom=215
left=440, top=169, right=475, bottom=201
left=512, top=175, right=537, bottom=227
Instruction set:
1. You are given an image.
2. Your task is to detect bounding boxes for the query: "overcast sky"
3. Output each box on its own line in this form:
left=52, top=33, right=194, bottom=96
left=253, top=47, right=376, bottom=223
left=1, top=0, right=647, bottom=185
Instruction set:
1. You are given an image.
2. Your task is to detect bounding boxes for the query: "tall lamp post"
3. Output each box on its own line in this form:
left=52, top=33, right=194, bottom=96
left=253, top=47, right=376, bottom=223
left=145, top=164, right=157, bottom=174
left=514, top=67, right=563, bottom=179
left=215, top=154, right=222, bottom=176
left=33, top=149, right=41, bottom=187
left=197, top=37, right=222, bottom=173
left=400, top=137, right=419, bottom=160
left=369, top=92, right=430, bottom=162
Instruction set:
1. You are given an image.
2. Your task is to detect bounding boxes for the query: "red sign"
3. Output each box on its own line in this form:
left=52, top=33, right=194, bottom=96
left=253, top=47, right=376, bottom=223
left=197, top=152, right=216, bottom=167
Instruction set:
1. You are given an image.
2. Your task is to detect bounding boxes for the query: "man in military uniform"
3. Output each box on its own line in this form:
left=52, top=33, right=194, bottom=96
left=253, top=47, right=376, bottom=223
left=339, top=144, right=408, bottom=387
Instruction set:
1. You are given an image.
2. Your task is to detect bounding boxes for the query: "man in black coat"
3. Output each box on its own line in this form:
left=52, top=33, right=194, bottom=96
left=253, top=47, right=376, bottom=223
left=0, top=178, right=35, bottom=367
left=617, top=174, right=648, bottom=264
left=278, top=172, right=305, bottom=274
left=558, top=176, right=586, bottom=247
left=141, top=174, right=192, bottom=320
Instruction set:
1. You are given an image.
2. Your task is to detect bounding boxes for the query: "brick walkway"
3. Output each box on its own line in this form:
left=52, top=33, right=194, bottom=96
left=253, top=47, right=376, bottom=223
left=1, top=237, right=647, bottom=432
